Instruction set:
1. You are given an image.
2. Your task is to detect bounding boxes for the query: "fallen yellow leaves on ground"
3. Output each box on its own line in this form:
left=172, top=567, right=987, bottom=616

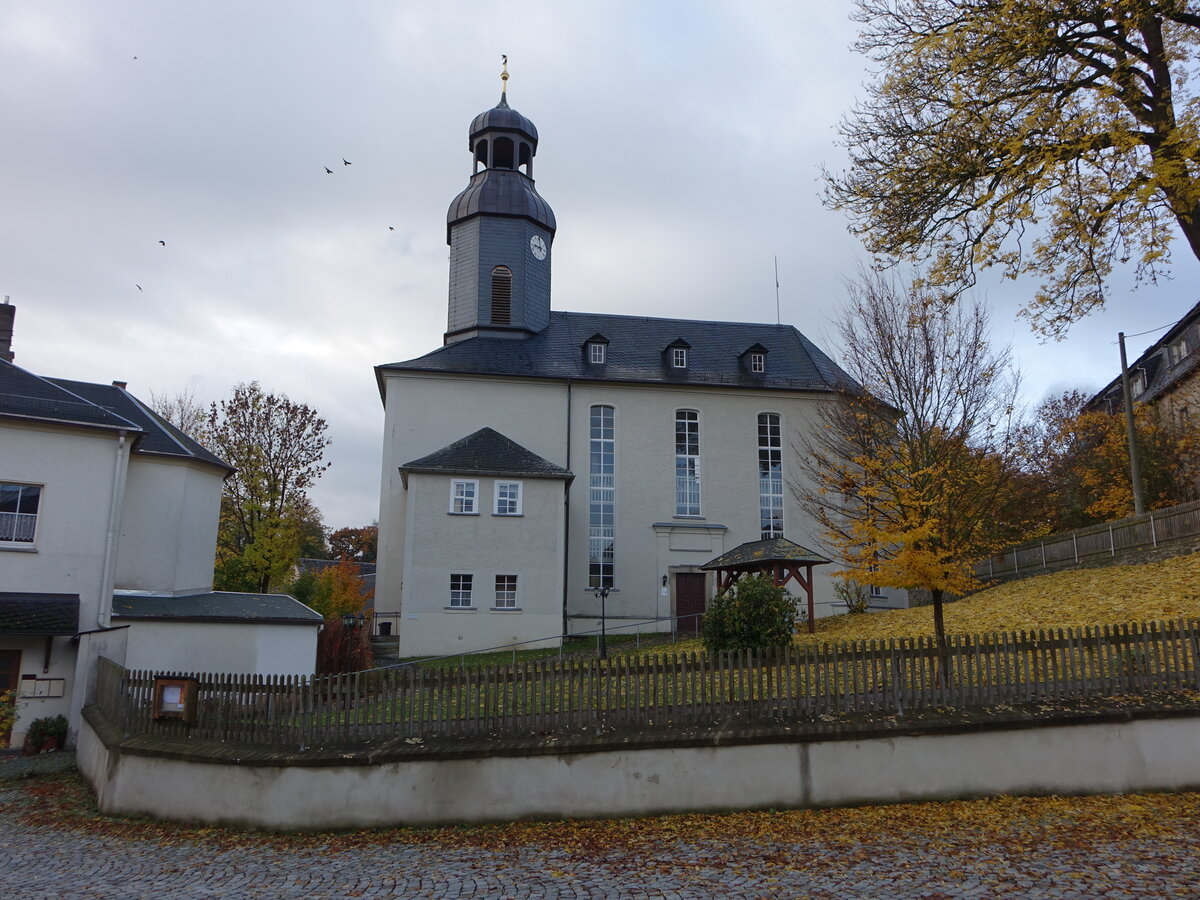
left=9, top=772, right=1200, bottom=857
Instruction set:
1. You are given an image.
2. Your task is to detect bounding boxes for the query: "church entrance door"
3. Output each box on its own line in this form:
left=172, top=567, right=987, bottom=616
left=675, top=573, right=706, bottom=633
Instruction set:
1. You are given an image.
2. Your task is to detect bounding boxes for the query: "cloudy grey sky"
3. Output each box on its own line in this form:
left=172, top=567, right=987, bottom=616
left=4, top=2, right=1197, bottom=530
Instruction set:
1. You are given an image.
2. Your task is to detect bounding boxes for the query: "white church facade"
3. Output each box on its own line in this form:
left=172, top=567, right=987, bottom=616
left=374, top=81, right=904, bottom=658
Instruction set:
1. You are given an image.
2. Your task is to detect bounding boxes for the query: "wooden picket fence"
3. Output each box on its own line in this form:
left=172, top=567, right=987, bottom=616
left=94, top=618, right=1200, bottom=751
left=977, top=499, right=1200, bottom=579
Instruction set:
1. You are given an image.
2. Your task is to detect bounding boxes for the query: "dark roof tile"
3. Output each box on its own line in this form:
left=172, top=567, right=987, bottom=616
left=379, top=311, right=858, bottom=394
left=403, top=427, right=572, bottom=479
left=111, top=592, right=322, bottom=624
left=0, top=593, right=80, bottom=635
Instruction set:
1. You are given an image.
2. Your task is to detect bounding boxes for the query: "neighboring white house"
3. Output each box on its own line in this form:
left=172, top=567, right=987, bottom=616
left=374, top=84, right=906, bottom=658
left=0, top=304, right=321, bottom=748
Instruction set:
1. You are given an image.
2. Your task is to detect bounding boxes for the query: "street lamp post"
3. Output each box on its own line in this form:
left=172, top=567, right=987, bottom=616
left=590, top=585, right=611, bottom=659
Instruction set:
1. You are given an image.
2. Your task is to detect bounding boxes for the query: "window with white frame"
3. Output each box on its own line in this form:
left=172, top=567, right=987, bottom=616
left=757, top=413, right=784, bottom=539
left=750, top=352, right=765, bottom=373
left=672, top=347, right=688, bottom=368
left=0, top=483, right=41, bottom=544
left=675, top=410, right=701, bottom=516
left=449, top=573, right=473, bottom=608
left=589, top=405, right=616, bottom=588
left=449, top=479, right=479, bottom=514
left=494, top=480, right=523, bottom=515
left=589, top=342, right=606, bottom=364
left=494, top=574, right=518, bottom=609
left=1169, top=336, right=1190, bottom=366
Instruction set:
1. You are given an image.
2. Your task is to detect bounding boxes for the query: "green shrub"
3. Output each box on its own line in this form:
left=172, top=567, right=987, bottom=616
left=26, top=714, right=67, bottom=751
left=702, top=574, right=797, bottom=654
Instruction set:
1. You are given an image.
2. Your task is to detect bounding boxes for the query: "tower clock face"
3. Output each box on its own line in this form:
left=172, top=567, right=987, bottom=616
left=529, top=234, right=548, bottom=260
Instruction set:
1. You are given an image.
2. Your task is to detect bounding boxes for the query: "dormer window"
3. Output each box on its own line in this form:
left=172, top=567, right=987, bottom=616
left=665, top=338, right=692, bottom=370
left=740, top=343, right=769, bottom=375
left=1169, top=336, right=1190, bottom=366
left=583, top=333, right=609, bottom=365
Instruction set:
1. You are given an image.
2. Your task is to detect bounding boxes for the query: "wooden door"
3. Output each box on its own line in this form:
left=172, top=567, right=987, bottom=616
left=675, top=573, right=707, bottom=633
left=0, top=650, right=19, bottom=745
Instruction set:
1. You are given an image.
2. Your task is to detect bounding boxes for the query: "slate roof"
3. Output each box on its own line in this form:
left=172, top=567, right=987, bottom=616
left=0, top=358, right=229, bottom=471
left=701, top=538, right=832, bottom=571
left=0, top=359, right=142, bottom=432
left=49, top=378, right=229, bottom=470
left=111, top=592, right=323, bottom=625
left=469, top=93, right=539, bottom=144
left=402, top=427, right=573, bottom=479
left=378, top=311, right=858, bottom=396
left=0, top=593, right=81, bottom=635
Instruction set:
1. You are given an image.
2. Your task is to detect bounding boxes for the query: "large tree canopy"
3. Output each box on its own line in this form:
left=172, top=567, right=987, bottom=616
left=207, top=382, right=331, bottom=592
left=825, top=1, right=1200, bottom=338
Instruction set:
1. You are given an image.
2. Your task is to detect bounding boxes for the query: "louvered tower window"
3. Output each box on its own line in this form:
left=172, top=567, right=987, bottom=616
left=491, top=266, right=512, bottom=325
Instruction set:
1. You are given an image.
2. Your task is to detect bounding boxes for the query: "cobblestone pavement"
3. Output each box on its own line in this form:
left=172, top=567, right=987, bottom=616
left=1, top=766, right=1198, bottom=899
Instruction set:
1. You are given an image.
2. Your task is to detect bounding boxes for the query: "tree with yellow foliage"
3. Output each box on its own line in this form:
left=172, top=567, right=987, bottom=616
left=795, top=272, right=1026, bottom=678
left=825, top=1, right=1200, bottom=339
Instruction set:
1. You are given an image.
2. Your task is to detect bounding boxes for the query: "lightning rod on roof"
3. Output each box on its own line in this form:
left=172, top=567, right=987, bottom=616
left=774, top=256, right=780, bottom=325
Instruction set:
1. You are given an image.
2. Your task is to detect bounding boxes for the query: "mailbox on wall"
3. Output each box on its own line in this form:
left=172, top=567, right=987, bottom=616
left=152, top=677, right=198, bottom=724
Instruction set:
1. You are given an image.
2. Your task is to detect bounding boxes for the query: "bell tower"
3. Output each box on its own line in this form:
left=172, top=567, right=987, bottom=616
left=444, top=60, right=557, bottom=344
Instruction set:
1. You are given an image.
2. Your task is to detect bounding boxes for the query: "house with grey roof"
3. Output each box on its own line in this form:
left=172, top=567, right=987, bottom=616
left=373, top=79, right=905, bottom=658
left=0, top=304, right=320, bottom=748
left=1086, top=297, right=1200, bottom=427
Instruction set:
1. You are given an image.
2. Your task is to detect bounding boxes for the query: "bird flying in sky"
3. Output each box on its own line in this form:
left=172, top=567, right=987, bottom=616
left=324, top=166, right=333, bottom=174
left=342, top=158, right=352, bottom=166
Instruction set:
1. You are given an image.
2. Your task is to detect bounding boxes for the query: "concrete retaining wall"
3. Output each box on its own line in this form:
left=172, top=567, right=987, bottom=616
left=77, top=711, right=1200, bottom=830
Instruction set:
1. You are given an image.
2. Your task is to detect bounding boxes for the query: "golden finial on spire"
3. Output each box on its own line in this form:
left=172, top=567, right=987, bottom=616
left=501, top=54, right=509, bottom=93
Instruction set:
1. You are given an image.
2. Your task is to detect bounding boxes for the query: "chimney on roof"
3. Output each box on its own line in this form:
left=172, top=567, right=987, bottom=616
left=112, top=380, right=127, bottom=389
left=0, top=296, right=14, bottom=363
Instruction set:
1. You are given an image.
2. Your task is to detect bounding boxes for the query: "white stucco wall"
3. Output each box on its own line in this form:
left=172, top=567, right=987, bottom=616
left=376, top=371, right=894, bottom=654
left=122, top=620, right=318, bottom=676
left=376, top=372, right=568, bottom=618
left=116, top=456, right=223, bottom=594
left=397, top=471, right=566, bottom=656
left=79, top=714, right=1200, bottom=830
left=2, top=635, right=76, bottom=748
left=0, top=421, right=127, bottom=631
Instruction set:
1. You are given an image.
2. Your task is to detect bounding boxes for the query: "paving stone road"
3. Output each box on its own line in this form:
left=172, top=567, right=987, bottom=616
left=1, top=761, right=1198, bottom=899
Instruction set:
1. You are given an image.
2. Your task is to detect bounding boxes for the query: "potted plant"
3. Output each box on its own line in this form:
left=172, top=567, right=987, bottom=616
left=23, top=714, right=68, bottom=755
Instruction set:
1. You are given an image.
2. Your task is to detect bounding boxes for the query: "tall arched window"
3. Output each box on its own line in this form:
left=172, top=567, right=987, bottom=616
left=491, top=266, right=512, bottom=325
left=675, top=410, right=700, bottom=516
left=589, top=405, right=616, bottom=588
left=473, top=140, right=489, bottom=172
left=758, top=413, right=784, bottom=539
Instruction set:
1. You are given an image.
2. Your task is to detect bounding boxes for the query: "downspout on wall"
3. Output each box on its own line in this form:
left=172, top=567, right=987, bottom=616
left=561, top=380, right=572, bottom=640
left=98, top=430, right=130, bottom=628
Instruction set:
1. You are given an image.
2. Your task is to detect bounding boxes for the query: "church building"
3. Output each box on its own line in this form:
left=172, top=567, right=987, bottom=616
left=374, top=74, right=902, bottom=657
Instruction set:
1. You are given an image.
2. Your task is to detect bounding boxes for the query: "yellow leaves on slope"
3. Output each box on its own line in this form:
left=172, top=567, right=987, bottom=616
left=796, top=551, right=1200, bottom=647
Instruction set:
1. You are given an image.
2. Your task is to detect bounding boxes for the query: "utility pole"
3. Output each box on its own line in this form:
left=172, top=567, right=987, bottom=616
left=1118, top=331, right=1146, bottom=516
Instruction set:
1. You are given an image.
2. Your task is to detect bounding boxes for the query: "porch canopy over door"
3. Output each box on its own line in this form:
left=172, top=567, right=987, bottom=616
left=700, top=538, right=831, bottom=633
